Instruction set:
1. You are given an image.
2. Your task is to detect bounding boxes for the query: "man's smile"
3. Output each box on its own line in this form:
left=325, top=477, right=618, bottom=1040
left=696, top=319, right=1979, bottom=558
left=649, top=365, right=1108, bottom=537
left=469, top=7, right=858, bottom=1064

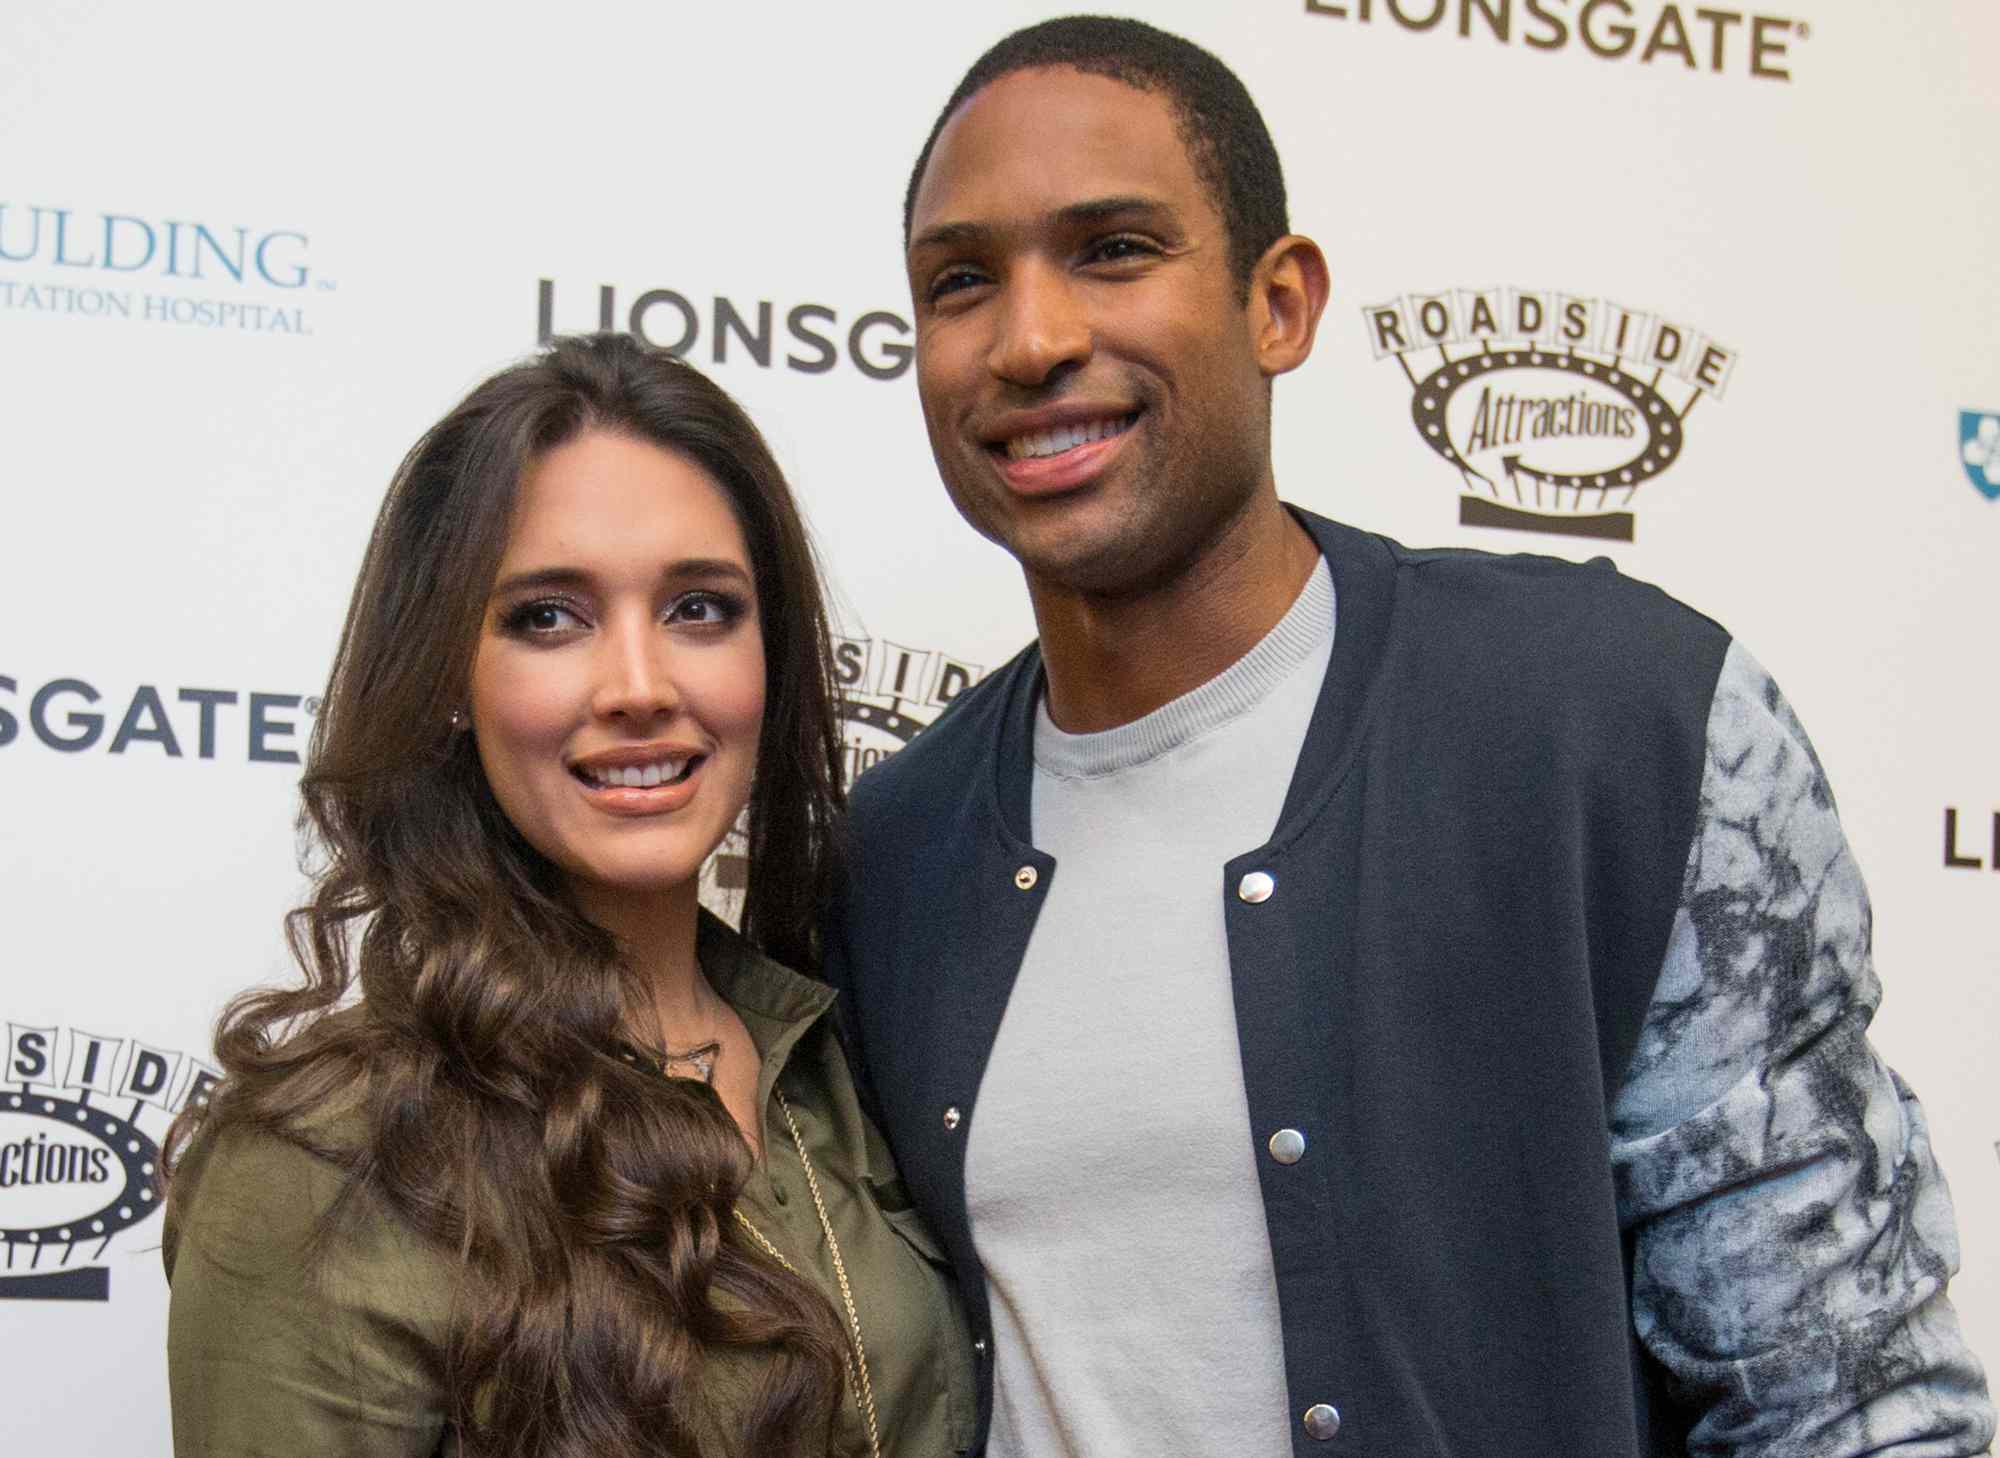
left=980, top=405, right=1143, bottom=497
left=999, top=412, right=1140, bottom=461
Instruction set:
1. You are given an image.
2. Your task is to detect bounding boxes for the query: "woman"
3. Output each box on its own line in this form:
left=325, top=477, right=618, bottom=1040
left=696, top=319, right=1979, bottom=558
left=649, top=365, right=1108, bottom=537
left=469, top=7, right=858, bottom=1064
left=162, top=333, right=974, bottom=1458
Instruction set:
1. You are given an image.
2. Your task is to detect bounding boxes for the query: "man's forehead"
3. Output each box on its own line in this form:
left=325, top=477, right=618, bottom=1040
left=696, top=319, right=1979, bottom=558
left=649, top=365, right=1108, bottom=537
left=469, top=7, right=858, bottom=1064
left=908, top=65, right=1198, bottom=238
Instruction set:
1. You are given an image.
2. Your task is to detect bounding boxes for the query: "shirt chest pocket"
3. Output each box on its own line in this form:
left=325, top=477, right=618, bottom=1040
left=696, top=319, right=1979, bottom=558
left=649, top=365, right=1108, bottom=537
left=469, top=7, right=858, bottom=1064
left=863, top=1169, right=978, bottom=1454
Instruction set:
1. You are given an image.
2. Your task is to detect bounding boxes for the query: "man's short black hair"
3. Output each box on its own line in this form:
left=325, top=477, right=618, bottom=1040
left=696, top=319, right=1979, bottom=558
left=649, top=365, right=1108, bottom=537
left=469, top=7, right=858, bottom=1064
left=903, top=15, right=1290, bottom=295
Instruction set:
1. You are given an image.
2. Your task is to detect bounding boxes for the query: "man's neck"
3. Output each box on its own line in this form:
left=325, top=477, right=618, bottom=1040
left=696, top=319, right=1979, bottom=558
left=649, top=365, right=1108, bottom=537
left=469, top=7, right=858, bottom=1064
left=1028, top=494, right=1320, bottom=734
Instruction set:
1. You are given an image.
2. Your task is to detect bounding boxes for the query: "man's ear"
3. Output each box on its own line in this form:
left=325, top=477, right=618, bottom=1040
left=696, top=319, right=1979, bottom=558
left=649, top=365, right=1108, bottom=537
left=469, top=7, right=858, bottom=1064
left=1249, top=234, right=1331, bottom=379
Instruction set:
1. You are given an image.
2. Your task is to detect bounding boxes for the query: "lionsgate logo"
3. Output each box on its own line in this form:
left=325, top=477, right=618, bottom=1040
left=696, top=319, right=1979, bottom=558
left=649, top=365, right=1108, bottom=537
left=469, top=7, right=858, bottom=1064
left=699, top=633, right=985, bottom=921
left=1363, top=288, right=1737, bottom=542
left=0, top=201, right=333, bottom=336
left=537, top=280, right=912, bottom=381
left=0, top=674, right=318, bottom=763
left=3, top=1022, right=217, bottom=1301
left=1304, top=1, right=1808, bottom=80
left=1944, top=808, right=2000, bottom=873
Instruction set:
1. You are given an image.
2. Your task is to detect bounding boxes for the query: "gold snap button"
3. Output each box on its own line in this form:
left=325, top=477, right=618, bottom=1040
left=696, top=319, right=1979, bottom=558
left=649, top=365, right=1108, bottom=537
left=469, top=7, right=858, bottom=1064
left=1013, top=865, right=1038, bottom=891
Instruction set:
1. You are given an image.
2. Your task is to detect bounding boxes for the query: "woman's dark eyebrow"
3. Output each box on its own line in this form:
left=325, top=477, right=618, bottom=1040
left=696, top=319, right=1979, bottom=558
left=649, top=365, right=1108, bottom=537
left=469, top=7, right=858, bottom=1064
left=490, top=565, right=591, bottom=597
left=490, top=560, right=752, bottom=598
left=664, top=558, right=754, bottom=586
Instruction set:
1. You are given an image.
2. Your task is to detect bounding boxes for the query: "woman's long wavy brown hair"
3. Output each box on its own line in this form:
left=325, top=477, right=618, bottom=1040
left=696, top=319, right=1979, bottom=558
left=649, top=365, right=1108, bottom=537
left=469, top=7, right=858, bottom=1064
left=164, top=334, right=852, bottom=1458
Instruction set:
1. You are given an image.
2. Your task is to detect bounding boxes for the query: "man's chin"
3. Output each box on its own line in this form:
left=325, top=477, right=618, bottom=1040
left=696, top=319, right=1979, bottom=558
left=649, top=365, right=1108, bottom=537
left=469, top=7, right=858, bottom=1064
left=1014, top=531, right=1179, bottom=603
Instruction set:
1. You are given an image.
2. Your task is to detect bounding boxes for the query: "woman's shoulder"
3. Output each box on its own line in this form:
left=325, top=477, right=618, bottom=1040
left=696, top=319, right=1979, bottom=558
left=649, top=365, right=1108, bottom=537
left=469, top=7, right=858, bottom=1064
left=165, top=1112, right=456, bottom=1451
left=166, top=1104, right=455, bottom=1336
left=167, top=1112, right=349, bottom=1251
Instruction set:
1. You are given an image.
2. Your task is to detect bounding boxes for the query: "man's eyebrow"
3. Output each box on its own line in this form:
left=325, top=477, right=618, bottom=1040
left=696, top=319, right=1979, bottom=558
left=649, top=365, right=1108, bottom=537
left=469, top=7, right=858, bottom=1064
left=1055, top=194, right=1173, bottom=228
left=908, top=218, right=990, bottom=254
left=908, top=195, right=1175, bottom=255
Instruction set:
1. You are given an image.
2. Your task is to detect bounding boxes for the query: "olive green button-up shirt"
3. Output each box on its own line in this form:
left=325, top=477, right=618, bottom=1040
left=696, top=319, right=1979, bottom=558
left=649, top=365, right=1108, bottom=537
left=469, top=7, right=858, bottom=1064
left=165, top=915, right=976, bottom=1458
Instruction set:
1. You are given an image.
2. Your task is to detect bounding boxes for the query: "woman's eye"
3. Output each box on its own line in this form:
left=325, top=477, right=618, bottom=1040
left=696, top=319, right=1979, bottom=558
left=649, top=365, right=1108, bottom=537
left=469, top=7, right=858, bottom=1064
left=502, top=599, right=585, bottom=636
left=667, top=591, right=744, bottom=627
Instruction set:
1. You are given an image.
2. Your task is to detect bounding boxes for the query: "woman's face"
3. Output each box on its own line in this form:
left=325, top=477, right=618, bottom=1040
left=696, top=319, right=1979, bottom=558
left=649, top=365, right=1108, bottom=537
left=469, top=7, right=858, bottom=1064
left=468, top=428, right=765, bottom=918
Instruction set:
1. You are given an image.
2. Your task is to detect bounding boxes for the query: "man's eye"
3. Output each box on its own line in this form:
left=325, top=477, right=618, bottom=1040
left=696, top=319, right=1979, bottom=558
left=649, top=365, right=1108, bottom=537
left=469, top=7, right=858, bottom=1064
left=1085, top=235, right=1156, bottom=265
left=928, top=267, right=988, bottom=303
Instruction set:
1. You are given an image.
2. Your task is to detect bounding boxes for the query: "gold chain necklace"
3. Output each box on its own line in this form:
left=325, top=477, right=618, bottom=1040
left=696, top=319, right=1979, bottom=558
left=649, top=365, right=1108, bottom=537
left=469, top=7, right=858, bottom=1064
left=732, top=1086, right=882, bottom=1458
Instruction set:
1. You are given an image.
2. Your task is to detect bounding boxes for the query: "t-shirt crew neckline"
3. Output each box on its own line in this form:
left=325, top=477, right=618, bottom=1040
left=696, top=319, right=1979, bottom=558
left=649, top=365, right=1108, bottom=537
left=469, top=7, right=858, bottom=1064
left=1033, top=556, right=1336, bottom=781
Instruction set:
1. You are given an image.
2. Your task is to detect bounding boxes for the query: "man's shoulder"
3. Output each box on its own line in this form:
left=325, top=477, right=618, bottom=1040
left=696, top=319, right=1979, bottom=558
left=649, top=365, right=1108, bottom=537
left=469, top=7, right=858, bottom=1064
left=1302, top=503, right=1720, bottom=621
left=1332, top=512, right=1703, bottom=621
left=1297, top=509, right=1735, bottom=729
left=1328, top=517, right=1729, bottom=669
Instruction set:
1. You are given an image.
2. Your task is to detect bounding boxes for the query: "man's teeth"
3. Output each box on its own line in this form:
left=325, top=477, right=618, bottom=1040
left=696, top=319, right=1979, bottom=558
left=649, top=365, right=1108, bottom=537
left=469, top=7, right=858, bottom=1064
left=583, top=758, right=688, bottom=788
left=1005, top=415, right=1130, bottom=461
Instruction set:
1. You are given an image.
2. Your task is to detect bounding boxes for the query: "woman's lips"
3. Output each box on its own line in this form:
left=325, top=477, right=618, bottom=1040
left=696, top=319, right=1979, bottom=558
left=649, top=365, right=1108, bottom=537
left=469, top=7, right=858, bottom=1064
left=572, top=755, right=704, bottom=816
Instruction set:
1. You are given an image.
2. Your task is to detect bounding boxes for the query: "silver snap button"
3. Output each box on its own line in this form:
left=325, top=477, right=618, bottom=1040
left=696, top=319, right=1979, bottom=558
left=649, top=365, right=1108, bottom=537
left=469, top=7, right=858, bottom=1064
left=1238, top=870, right=1275, bottom=903
left=943, top=1105, right=962, bottom=1131
left=1303, top=1403, right=1341, bottom=1441
left=1268, top=1128, right=1306, bottom=1165
left=1014, top=865, right=1038, bottom=891
left=973, top=1337, right=988, bottom=1357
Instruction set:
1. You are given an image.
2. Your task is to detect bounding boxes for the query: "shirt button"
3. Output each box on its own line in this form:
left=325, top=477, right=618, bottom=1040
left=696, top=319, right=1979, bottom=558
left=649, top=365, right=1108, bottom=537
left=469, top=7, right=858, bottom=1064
left=1267, top=1128, right=1306, bottom=1165
left=771, top=1182, right=789, bottom=1206
left=973, top=1337, right=988, bottom=1357
left=1303, top=1403, right=1341, bottom=1441
left=1013, top=865, right=1038, bottom=891
left=1238, top=870, right=1276, bottom=903
left=943, top=1105, right=962, bottom=1131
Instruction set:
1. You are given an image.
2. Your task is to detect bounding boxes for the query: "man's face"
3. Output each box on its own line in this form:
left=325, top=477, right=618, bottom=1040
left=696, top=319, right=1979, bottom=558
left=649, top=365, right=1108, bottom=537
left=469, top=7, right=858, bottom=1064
left=906, top=66, right=1276, bottom=597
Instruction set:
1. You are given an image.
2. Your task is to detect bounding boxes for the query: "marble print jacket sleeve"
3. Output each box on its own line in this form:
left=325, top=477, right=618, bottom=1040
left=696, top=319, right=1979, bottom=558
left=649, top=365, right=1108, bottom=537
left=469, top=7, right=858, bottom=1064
left=1609, top=641, right=1995, bottom=1458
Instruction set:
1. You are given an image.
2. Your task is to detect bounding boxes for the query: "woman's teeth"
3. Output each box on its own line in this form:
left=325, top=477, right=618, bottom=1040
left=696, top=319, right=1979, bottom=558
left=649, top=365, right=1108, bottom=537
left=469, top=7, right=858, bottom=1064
left=581, top=758, right=689, bottom=789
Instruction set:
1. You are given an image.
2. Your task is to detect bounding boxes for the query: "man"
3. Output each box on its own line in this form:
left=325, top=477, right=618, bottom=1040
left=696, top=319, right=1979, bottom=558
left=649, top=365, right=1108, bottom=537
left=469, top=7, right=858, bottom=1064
left=825, top=16, right=1994, bottom=1458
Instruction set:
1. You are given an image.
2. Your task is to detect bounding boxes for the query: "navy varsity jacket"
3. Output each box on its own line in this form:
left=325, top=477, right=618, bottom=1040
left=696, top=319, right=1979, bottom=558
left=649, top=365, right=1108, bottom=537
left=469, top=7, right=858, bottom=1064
left=825, top=509, right=1992, bottom=1458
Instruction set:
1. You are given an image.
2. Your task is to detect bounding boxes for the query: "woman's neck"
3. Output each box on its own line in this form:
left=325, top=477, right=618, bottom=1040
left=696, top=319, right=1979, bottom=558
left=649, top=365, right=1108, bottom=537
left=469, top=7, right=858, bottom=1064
left=568, top=879, right=714, bottom=1036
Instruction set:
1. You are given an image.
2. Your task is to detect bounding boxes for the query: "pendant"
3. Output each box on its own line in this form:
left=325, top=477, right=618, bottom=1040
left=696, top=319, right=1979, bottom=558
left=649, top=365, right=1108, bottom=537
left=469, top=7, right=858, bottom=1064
left=658, top=1041, right=722, bottom=1085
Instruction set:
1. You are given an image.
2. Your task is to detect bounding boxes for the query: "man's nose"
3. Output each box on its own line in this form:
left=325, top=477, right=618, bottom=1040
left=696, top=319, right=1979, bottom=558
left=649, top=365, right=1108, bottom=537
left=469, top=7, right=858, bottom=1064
left=591, top=616, right=679, bottom=724
left=987, top=260, right=1092, bottom=388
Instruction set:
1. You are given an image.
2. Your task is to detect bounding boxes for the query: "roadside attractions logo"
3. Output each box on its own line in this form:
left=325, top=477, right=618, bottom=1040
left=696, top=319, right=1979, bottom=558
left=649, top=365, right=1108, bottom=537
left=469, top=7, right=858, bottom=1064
left=0, top=201, right=331, bottom=336
left=0, top=674, right=318, bottom=763
left=831, top=634, right=987, bottom=784
left=1362, top=288, right=1736, bottom=542
left=1303, top=0, right=1808, bottom=80
left=698, top=633, right=987, bottom=922
left=1962, top=412, right=2000, bottom=503
left=536, top=280, right=913, bottom=381
left=3, top=1022, right=217, bottom=1301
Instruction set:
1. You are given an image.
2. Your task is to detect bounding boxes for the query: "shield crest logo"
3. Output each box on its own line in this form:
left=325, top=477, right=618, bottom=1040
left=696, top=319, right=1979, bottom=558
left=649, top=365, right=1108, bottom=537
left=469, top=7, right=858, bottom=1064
left=1963, top=411, right=2000, bottom=501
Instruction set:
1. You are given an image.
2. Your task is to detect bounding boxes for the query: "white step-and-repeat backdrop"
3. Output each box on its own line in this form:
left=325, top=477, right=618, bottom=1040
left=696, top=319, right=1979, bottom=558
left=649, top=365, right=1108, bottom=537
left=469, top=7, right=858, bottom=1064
left=3, top=2, right=1994, bottom=1447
